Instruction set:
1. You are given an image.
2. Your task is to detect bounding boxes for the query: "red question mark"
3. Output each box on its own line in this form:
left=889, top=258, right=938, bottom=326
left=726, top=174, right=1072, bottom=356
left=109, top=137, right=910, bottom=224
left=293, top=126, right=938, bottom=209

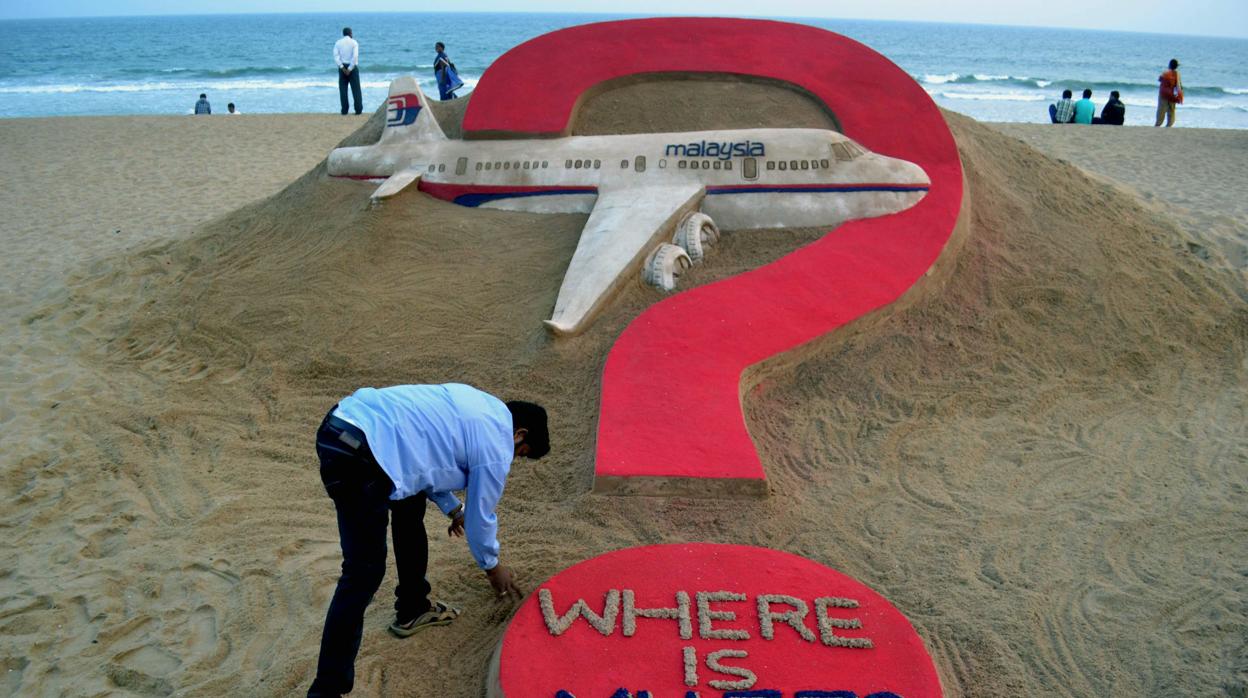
left=463, top=18, right=964, bottom=494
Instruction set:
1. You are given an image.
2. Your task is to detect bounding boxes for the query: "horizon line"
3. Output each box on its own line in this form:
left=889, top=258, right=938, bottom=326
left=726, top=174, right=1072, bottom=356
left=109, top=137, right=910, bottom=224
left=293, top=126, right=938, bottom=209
left=0, top=10, right=1245, bottom=41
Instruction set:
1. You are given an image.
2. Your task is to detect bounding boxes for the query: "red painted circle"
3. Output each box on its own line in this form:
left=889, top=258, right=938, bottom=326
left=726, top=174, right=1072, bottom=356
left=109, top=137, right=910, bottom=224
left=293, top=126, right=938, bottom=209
left=495, top=544, right=942, bottom=697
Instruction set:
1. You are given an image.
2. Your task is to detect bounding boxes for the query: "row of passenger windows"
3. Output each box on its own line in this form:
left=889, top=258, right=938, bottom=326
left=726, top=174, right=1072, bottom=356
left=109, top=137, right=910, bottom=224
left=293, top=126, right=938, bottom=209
left=767, top=159, right=832, bottom=171
left=422, top=153, right=849, bottom=176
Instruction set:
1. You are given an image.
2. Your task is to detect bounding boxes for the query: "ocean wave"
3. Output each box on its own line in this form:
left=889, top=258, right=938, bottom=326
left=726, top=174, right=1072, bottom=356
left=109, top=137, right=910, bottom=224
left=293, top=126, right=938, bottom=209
left=915, top=72, right=1247, bottom=98
left=917, top=72, right=1048, bottom=89
left=930, top=88, right=1247, bottom=112
left=119, top=63, right=459, bottom=79
left=0, top=75, right=476, bottom=95
left=142, top=66, right=307, bottom=78
left=931, top=90, right=1047, bottom=102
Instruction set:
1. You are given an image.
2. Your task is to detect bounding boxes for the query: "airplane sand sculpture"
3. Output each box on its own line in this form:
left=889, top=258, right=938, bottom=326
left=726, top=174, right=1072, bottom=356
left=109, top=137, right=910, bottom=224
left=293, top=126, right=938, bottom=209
left=328, top=77, right=931, bottom=336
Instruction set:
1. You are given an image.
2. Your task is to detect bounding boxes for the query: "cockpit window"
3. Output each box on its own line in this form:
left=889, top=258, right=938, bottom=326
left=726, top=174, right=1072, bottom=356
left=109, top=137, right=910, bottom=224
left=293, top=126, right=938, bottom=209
left=831, top=139, right=867, bottom=162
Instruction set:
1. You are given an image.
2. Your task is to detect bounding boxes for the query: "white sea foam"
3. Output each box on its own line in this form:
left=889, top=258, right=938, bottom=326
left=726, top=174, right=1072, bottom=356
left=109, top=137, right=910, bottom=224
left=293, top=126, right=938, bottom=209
left=921, top=72, right=960, bottom=84
left=931, top=90, right=1047, bottom=102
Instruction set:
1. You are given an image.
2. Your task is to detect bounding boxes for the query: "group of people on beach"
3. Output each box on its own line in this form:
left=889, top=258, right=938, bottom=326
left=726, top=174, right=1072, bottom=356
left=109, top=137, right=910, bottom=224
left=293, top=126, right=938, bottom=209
left=332, top=26, right=463, bottom=116
left=192, top=27, right=460, bottom=118
left=1048, top=58, right=1184, bottom=127
left=191, top=94, right=239, bottom=115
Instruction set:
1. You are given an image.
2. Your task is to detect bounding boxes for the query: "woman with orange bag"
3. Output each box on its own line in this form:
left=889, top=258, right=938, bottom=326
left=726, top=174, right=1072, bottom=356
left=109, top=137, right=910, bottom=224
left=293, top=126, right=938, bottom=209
left=1155, top=58, right=1183, bottom=127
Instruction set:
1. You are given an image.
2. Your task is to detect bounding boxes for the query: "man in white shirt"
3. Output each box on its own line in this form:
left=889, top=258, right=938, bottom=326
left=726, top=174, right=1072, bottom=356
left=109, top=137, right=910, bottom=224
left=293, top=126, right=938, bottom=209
left=307, top=384, right=549, bottom=698
left=333, top=27, right=362, bottom=115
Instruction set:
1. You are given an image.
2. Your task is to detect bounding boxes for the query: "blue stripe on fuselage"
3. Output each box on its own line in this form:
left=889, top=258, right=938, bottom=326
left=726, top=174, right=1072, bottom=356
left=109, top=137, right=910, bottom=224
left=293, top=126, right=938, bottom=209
left=452, top=188, right=599, bottom=207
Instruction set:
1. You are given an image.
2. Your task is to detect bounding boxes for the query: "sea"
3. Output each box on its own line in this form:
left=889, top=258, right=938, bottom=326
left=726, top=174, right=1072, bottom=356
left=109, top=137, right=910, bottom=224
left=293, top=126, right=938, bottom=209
left=1, top=12, right=1246, bottom=128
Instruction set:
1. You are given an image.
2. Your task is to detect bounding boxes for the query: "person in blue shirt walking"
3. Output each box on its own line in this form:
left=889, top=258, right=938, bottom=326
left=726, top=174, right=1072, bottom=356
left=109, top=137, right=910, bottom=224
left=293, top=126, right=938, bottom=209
left=307, top=384, right=549, bottom=698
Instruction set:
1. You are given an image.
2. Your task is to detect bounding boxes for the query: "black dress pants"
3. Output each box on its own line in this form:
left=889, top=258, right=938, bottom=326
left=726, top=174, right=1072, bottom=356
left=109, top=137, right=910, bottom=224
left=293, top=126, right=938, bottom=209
left=308, top=410, right=431, bottom=697
left=338, top=67, right=362, bottom=115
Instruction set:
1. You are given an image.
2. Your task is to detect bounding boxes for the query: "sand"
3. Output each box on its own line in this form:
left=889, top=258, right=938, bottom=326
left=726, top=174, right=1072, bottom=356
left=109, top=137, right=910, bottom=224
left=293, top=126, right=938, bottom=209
left=0, top=83, right=1244, bottom=698
left=988, top=123, right=1248, bottom=277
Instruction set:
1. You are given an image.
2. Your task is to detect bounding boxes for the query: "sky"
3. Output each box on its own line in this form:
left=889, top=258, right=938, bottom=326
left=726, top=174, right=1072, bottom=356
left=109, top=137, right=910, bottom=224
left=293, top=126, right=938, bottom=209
left=2, top=0, right=1246, bottom=39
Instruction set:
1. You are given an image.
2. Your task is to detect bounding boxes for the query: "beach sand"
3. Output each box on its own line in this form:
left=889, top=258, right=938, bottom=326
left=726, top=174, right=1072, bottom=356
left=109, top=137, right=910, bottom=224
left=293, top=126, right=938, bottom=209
left=0, top=85, right=1244, bottom=697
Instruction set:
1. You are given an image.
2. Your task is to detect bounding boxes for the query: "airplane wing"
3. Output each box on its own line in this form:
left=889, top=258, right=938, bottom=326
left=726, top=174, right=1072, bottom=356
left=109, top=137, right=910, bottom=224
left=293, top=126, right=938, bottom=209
left=371, top=169, right=422, bottom=200
left=545, top=183, right=704, bottom=336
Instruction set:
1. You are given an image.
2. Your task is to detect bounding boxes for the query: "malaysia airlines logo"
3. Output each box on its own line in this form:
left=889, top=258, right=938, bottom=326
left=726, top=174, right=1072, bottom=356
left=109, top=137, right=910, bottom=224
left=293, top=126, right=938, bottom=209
left=386, top=93, right=422, bottom=127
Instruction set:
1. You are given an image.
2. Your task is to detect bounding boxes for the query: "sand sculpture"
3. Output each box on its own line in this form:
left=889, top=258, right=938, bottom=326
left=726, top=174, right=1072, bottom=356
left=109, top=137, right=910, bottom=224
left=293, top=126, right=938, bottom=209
left=328, top=80, right=929, bottom=336
left=459, top=17, right=966, bottom=497
left=489, top=544, right=942, bottom=697
left=329, top=17, right=964, bottom=497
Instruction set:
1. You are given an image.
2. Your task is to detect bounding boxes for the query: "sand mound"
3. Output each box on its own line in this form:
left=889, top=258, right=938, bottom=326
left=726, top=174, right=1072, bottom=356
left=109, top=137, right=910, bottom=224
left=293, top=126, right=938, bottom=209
left=4, top=80, right=1244, bottom=697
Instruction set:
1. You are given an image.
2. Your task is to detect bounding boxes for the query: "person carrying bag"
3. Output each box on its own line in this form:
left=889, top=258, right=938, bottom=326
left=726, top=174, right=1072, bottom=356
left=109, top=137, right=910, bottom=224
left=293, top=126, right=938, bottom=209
left=1155, top=58, right=1183, bottom=127
left=433, top=42, right=464, bottom=101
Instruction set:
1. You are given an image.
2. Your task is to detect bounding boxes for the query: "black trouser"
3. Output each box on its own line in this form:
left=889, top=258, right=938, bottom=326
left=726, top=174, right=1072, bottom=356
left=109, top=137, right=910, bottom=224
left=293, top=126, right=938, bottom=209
left=338, top=67, right=362, bottom=115
left=308, top=409, right=431, bottom=697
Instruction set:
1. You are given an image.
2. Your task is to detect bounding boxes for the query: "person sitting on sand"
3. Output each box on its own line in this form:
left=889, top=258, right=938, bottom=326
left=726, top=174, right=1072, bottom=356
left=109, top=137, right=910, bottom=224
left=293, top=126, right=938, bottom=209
left=1073, top=88, right=1096, bottom=124
left=1155, top=58, right=1183, bottom=128
left=1098, top=91, right=1125, bottom=125
left=307, top=384, right=549, bottom=698
left=226, top=102, right=240, bottom=115
left=194, top=93, right=211, bottom=115
left=1049, top=89, right=1075, bottom=124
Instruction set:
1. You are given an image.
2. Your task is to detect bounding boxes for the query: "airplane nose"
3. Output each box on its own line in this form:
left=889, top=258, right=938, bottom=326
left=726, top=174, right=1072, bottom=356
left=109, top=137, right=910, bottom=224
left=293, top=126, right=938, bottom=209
left=872, top=153, right=929, bottom=187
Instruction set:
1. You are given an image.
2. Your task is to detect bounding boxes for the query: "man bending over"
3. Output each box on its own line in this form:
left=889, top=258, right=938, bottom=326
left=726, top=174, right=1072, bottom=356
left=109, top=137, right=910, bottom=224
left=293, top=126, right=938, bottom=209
left=307, top=383, right=549, bottom=698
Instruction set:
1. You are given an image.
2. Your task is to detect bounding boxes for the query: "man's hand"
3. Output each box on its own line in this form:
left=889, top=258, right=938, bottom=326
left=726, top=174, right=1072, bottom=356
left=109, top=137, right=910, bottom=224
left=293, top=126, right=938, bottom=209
left=447, top=513, right=465, bottom=538
left=486, top=564, right=523, bottom=599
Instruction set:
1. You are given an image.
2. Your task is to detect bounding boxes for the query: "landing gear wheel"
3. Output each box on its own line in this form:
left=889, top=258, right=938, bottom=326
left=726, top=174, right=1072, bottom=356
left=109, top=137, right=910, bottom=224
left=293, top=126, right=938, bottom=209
left=643, top=243, right=692, bottom=292
left=673, top=212, right=720, bottom=264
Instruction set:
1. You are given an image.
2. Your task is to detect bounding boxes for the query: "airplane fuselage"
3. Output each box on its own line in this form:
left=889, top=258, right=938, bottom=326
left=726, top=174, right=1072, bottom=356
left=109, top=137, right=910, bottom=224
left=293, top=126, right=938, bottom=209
left=328, top=128, right=929, bottom=230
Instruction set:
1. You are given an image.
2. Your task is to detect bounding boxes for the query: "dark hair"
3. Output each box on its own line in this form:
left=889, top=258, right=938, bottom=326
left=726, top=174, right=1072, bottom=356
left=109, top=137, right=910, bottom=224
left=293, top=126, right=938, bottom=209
left=199, top=93, right=206, bottom=98
left=1062, top=89, right=1073, bottom=99
left=507, top=401, right=549, bottom=459
left=1082, top=88, right=1092, bottom=98
left=1110, top=90, right=1120, bottom=99
left=228, top=102, right=235, bottom=109
left=343, top=27, right=352, bottom=37
left=1169, top=58, right=1179, bottom=70
left=435, top=42, right=445, bottom=51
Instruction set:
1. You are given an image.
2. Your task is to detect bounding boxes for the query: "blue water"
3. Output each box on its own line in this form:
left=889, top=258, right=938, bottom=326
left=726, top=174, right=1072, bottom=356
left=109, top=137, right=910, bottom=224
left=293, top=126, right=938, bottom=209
left=1, top=12, right=1246, bottom=128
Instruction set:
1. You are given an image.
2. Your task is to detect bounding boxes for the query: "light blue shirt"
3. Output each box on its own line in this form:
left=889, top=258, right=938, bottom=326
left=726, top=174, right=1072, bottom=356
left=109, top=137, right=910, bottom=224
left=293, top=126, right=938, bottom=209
left=1074, top=98, right=1096, bottom=124
left=334, top=384, right=513, bottom=570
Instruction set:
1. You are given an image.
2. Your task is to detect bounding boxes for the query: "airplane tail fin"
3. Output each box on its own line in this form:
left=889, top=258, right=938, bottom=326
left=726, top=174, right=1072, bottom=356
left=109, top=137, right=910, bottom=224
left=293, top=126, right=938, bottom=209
left=380, top=76, right=446, bottom=143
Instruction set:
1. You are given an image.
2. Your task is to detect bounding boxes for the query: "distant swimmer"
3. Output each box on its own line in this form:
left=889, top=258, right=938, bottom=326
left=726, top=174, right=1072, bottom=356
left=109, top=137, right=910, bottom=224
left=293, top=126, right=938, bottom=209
left=1049, top=89, right=1075, bottom=124
left=306, top=384, right=549, bottom=698
left=193, top=93, right=211, bottom=115
left=1155, top=58, right=1183, bottom=128
left=334, top=27, right=362, bottom=115
left=433, top=41, right=464, bottom=100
